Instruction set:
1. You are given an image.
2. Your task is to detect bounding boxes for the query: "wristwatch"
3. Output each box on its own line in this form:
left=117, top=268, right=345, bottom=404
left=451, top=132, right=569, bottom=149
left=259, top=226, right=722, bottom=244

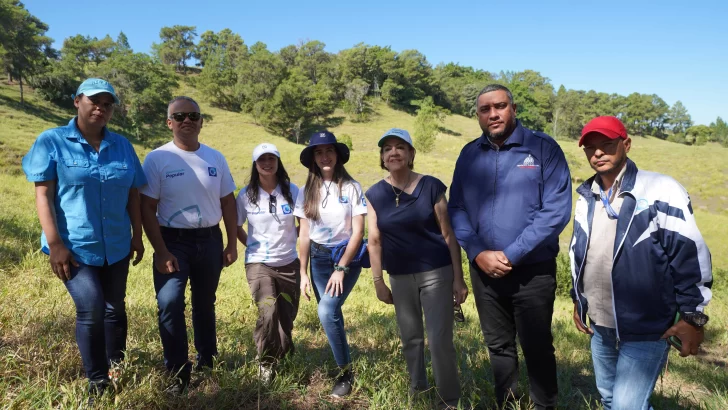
left=334, top=265, right=350, bottom=274
left=681, top=312, right=709, bottom=327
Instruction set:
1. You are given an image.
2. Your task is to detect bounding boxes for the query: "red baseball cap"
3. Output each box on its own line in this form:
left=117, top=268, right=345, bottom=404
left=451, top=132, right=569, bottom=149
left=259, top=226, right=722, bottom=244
left=579, top=116, right=628, bottom=146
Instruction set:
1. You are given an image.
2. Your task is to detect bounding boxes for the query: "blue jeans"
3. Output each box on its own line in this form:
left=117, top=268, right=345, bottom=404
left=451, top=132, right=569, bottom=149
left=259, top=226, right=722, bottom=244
left=591, top=324, right=670, bottom=410
left=154, top=226, right=223, bottom=377
left=309, top=242, right=361, bottom=367
left=64, top=255, right=130, bottom=382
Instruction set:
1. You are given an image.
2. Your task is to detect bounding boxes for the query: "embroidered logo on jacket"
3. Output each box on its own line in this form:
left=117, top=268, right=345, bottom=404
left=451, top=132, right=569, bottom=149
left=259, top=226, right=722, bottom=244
left=282, top=204, right=292, bottom=214
left=208, top=167, right=218, bottom=177
left=517, top=154, right=539, bottom=169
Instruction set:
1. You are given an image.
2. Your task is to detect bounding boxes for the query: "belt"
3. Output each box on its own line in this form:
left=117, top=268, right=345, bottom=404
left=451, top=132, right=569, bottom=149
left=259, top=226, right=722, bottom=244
left=310, top=241, right=331, bottom=253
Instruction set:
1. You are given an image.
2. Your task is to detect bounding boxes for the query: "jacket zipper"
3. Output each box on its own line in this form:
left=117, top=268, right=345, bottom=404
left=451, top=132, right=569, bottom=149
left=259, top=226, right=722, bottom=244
left=491, top=145, right=499, bottom=245
left=609, top=190, right=636, bottom=350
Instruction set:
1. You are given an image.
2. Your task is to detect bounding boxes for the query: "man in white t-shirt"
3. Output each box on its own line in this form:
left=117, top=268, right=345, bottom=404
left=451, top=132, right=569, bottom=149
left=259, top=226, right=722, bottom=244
left=140, top=96, right=238, bottom=394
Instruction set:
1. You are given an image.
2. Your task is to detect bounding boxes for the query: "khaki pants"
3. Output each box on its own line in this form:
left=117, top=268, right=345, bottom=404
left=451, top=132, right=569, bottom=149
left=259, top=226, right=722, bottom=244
left=245, top=259, right=301, bottom=363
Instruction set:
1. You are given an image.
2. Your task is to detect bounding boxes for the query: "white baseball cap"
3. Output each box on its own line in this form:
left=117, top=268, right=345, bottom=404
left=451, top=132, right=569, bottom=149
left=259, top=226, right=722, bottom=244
left=252, top=143, right=280, bottom=162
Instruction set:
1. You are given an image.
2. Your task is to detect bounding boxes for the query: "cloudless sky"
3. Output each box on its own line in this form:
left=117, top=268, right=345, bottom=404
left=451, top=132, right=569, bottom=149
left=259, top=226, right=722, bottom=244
left=23, top=0, right=728, bottom=125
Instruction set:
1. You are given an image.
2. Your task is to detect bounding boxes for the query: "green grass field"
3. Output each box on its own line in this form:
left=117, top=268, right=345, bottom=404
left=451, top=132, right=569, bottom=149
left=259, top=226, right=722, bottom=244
left=0, top=81, right=725, bottom=409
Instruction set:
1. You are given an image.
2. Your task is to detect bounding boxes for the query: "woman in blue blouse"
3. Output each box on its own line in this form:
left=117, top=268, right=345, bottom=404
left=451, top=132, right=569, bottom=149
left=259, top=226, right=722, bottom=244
left=365, top=128, right=468, bottom=409
left=21, top=79, right=146, bottom=400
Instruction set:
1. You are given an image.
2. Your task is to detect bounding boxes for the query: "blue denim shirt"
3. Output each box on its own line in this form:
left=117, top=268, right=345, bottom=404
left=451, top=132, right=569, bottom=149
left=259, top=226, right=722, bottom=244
left=449, top=121, right=572, bottom=266
left=22, top=117, right=147, bottom=266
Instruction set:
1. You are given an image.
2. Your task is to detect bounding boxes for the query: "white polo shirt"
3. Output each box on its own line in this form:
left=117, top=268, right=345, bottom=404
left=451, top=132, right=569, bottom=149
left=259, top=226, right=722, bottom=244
left=294, top=180, right=367, bottom=246
left=141, top=141, right=236, bottom=228
left=236, top=183, right=299, bottom=266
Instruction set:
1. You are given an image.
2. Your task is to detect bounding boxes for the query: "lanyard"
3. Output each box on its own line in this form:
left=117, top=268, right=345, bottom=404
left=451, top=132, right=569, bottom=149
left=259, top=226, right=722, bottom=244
left=599, top=185, right=619, bottom=220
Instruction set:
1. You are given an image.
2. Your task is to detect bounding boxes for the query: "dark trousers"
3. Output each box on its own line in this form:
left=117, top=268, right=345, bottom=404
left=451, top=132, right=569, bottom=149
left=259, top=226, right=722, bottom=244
left=246, top=259, right=301, bottom=363
left=153, top=226, right=223, bottom=378
left=471, top=258, right=558, bottom=409
left=64, top=255, right=131, bottom=382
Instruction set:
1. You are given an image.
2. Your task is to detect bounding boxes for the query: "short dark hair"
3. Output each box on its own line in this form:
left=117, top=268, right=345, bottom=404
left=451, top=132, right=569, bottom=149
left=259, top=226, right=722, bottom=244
left=476, top=84, right=514, bottom=108
left=167, top=96, right=200, bottom=117
left=379, top=146, right=415, bottom=171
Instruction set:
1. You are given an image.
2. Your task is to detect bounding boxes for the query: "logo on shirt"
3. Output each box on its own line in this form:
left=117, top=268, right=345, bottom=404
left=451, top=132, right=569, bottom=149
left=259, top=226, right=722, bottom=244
left=339, top=196, right=349, bottom=204
left=361, top=196, right=367, bottom=206
left=208, top=167, right=218, bottom=177
left=635, top=198, right=649, bottom=213
left=281, top=204, right=292, bottom=214
left=165, top=169, right=185, bottom=179
left=517, top=154, right=539, bottom=169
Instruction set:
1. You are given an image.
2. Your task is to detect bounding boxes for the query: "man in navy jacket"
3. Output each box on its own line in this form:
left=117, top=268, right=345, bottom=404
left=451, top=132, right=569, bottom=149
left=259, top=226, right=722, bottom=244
left=449, top=84, right=572, bottom=410
left=569, top=116, right=712, bottom=410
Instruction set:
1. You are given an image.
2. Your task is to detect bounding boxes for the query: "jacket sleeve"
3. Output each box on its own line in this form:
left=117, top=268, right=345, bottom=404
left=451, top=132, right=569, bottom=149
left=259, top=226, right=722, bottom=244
left=659, top=179, right=712, bottom=312
left=448, top=152, right=487, bottom=262
left=503, top=143, right=572, bottom=265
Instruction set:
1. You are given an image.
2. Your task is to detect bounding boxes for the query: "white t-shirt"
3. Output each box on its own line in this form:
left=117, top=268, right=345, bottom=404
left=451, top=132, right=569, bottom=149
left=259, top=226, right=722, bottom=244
left=236, top=183, right=299, bottom=266
left=141, top=141, right=236, bottom=228
left=294, top=180, right=367, bottom=246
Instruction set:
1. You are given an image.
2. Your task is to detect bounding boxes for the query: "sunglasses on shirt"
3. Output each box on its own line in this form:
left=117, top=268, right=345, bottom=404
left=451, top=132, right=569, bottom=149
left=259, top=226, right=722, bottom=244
left=268, top=195, right=277, bottom=214
left=454, top=298, right=465, bottom=323
left=169, top=112, right=202, bottom=122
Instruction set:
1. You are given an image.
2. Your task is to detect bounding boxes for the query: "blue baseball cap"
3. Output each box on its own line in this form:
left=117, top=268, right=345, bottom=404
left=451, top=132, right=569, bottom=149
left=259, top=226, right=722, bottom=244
left=252, top=143, right=280, bottom=162
left=74, top=78, right=120, bottom=104
left=300, top=131, right=350, bottom=169
left=378, top=128, right=413, bottom=147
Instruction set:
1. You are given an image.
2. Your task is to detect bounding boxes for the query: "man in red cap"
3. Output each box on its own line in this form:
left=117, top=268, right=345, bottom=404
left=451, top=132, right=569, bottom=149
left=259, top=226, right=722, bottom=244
left=569, top=116, right=713, bottom=410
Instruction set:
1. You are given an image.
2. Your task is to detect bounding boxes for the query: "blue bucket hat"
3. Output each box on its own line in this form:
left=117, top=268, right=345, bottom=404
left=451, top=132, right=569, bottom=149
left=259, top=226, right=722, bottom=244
left=378, top=128, right=414, bottom=147
left=300, top=131, right=350, bottom=169
left=73, top=78, right=120, bottom=104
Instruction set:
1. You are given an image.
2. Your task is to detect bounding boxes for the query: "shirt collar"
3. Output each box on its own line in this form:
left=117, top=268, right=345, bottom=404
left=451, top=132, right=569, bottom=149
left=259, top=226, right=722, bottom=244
left=477, top=120, right=525, bottom=150
left=591, top=162, right=628, bottom=199
left=66, top=117, right=117, bottom=146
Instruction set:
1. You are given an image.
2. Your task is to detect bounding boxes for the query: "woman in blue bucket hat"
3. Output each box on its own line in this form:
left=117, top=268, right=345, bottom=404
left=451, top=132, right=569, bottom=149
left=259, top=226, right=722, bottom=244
left=365, top=128, right=468, bottom=409
left=21, top=78, right=146, bottom=403
left=293, top=131, right=366, bottom=397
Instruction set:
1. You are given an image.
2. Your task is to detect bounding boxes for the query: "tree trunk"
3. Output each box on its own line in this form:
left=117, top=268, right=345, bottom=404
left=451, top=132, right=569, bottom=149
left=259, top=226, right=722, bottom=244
left=19, top=76, right=24, bottom=106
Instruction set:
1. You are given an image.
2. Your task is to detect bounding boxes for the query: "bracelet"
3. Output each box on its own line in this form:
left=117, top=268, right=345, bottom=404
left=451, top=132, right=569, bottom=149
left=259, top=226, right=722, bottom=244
left=334, top=265, right=350, bottom=274
left=373, top=276, right=384, bottom=283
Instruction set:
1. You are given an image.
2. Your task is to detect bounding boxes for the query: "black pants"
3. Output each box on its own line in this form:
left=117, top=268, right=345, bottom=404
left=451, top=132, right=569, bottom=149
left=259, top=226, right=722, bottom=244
left=471, top=258, right=558, bottom=410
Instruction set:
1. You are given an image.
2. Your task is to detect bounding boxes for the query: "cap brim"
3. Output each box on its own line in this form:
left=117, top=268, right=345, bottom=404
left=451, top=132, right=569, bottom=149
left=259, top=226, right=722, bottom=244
left=83, top=89, right=120, bottom=104
left=578, top=129, right=623, bottom=146
left=378, top=134, right=412, bottom=147
left=300, top=143, right=350, bottom=168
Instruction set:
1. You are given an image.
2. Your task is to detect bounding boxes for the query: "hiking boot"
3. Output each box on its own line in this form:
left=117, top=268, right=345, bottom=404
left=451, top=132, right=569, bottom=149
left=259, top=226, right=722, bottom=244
left=331, top=368, right=353, bottom=398
left=87, top=380, right=108, bottom=407
left=164, top=376, right=189, bottom=396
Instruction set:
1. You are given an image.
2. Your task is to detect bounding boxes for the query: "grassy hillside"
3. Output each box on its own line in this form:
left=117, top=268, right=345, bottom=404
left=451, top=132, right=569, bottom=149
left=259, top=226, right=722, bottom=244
left=0, top=81, right=726, bottom=409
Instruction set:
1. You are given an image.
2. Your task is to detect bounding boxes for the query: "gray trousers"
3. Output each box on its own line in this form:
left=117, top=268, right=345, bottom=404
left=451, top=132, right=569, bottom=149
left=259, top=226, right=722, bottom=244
left=389, top=265, right=461, bottom=406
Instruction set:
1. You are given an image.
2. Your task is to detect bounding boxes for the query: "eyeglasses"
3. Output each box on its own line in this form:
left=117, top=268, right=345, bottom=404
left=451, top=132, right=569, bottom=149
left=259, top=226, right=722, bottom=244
left=169, top=112, right=201, bottom=122
left=268, top=195, right=277, bottom=214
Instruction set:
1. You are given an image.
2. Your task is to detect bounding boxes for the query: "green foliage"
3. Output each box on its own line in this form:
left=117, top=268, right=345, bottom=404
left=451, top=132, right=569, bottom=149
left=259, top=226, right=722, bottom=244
left=195, top=29, right=247, bottom=111
left=413, top=97, right=442, bottom=153
left=236, top=42, right=285, bottom=123
left=338, top=133, right=354, bottom=150
left=155, top=25, right=196, bottom=72
left=669, top=100, right=692, bottom=135
left=686, top=125, right=712, bottom=146
left=343, top=78, right=370, bottom=121
left=711, top=116, right=728, bottom=146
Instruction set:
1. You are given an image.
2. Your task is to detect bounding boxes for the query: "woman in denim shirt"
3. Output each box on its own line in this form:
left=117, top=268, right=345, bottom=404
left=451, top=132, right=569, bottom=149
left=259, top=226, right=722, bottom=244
left=21, top=79, right=146, bottom=401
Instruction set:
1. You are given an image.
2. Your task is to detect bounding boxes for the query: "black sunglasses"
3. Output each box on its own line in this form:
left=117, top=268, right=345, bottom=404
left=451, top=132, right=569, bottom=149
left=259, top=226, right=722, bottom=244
left=170, top=112, right=201, bottom=122
left=454, top=299, right=465, bottom=323
left=268, top=195, right=277, bottom=214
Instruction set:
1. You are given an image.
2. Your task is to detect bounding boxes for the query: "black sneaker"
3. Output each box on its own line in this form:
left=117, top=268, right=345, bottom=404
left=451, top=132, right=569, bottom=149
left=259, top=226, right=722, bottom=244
left=331, top=369, right=353, bottom=398
left=87, top=380, right=108, bottom=407
left=164, top=376, right=189, bottom=396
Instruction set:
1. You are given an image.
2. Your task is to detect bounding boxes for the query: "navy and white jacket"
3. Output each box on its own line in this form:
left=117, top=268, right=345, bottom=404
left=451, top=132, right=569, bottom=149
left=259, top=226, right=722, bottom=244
left=569, top=159, right=712, bottom=342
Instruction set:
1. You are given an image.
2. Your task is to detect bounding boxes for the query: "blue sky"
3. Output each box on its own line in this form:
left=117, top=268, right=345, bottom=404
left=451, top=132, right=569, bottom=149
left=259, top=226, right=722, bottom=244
left=24, top=0, right=728, bottom=125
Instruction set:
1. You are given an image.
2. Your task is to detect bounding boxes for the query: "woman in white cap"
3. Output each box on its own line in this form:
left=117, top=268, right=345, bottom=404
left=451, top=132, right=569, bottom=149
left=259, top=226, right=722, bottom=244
left=294, top=131, right=366, bottom=398
left=235, top=143, right=299, bottom=383
left=21, top=78, right=146, bottom=402
left=365, top=128, right=468, bottom=409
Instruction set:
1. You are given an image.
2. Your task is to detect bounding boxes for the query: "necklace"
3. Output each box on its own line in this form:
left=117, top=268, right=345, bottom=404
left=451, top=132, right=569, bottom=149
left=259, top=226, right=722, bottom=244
left=321, top=180, right=334, bottom=208
left=389, top=173, right=413, bottom=207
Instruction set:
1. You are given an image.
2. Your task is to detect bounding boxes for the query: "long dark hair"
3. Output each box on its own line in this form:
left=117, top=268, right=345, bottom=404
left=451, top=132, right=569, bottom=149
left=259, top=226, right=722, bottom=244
left=303, top=151, right=358, bottom=221
left=246, top=158, right=294, bottom=207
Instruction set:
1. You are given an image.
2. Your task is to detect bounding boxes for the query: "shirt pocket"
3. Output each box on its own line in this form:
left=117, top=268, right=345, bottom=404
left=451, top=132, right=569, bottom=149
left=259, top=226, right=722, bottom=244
left=107, top=161, right=134, bottom=187
left=59, top=158, right=91, bottom=185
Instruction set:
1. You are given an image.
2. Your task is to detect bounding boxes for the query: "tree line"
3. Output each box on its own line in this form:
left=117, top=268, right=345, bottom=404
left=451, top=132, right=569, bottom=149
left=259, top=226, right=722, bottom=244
left=2, top=1, right=727, bottom=148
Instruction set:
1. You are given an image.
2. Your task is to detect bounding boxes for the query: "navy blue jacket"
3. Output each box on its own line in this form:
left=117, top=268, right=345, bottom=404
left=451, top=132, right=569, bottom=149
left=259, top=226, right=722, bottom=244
left=570, top=159, right=713, bottom=342
left=449, top=121, right=572, bottom=266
